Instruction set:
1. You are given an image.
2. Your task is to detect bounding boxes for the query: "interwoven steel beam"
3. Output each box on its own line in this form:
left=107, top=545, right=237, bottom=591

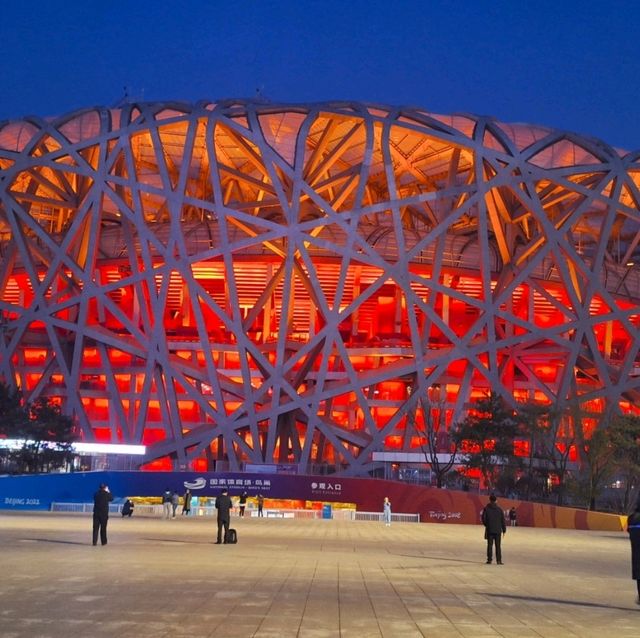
left=0, top=100, right=638, bottom=475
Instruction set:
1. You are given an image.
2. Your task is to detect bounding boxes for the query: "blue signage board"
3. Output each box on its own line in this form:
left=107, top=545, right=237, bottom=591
left=0, top=471, right=355, bottom=510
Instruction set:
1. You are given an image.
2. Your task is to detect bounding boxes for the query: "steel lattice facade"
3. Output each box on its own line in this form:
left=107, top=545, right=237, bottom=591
left=0, top=100, right=639, bottom=475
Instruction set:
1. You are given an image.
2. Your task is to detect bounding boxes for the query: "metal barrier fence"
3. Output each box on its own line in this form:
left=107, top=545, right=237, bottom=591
left=50, top=503, right=419, bottom=522
left=355, top=511, right=421, bottom=523
left=50, top=503, right=97, bottom=514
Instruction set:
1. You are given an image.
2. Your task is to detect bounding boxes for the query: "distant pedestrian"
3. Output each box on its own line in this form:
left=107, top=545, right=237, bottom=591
left=482, top=493, right=506, bottom=564
left=508, top=507, right=517, bottom=527
left=215, top=488, right=233, bottom=543
left=383, top=497, right=391, bottom=526
left=92, top=483, right=114, bottom=546
left=121, top=498, right=134, bottom=517
left=162, top=488, right=172, bottom=519
left=627, top=500, right=640, bottom=605
left=171, top=491, right=179, bottom=518
left=257, top=494, right=264, bottom=517
left=238, top=491, right=248, bottom=517
left=182, top=489, right=192, bottom=515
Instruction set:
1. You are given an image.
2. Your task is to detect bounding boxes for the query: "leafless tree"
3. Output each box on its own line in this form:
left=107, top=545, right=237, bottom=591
left=416, top=385, right=459, bottom=488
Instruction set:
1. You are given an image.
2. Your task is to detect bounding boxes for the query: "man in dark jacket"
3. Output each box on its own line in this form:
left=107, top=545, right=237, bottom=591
left=215, top=488, right=233, bottom=544
left=92, top=483, right=114, bottom=546
left=162, top=488, right=172, bottom=519
left=482, top=493, right=506, bottom=564
left=122, top=499, right=134, bottom=517
left=627, top=499, right=640, bottom=604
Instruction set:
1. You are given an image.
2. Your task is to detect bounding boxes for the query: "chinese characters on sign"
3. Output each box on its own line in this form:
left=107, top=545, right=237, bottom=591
left=208, top=478, right=271, bottom=490
left=310, top=482, right=342, bottom=495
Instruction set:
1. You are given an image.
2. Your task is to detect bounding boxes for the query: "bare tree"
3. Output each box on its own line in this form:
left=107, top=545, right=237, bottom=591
left=417, top=385, right=459, bottom=488
left=577, top=427, right=616, bottom=511
left=535, top=405, right=578, bottom=506
left=516, top=401, right=552, bottom=501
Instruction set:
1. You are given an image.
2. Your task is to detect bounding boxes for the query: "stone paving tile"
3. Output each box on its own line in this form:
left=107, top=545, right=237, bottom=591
left=1, top=511, right=639, bottom=637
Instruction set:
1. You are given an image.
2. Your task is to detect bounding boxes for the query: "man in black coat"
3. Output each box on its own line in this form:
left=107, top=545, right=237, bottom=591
left=627, top=499, right=640, bottom=604
left=215, top=488, right=233, bottom=544
left=92, top=483, right=114, bottom=546
left=481, top=493, right=506, bottom=564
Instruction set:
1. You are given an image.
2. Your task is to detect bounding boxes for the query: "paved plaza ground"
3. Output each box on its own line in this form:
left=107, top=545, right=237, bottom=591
left=1, top=510, right=638, bottom=637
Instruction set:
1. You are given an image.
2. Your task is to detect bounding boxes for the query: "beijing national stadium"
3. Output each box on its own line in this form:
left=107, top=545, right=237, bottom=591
left=0, top=99, right=638, bottom=477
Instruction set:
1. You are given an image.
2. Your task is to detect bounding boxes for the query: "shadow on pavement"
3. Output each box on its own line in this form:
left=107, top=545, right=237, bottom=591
left=483, top=592, right=639, bottom=612
left=142, top=537, right=213, bottom=544
left=21, top=538, right=87, bottom=545
left=394, top=552, right=479, bottom=564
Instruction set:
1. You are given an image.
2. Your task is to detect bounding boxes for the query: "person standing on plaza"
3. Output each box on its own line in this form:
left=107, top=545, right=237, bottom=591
left=627, top=499, right=640, bottom=604
left=92, top=483, right=114, bottom=546
left=215, top=488, right=233, bottom=543
left=162, top=488, right=172, bottom=519
left=182, top=489, right=192, bottom=515
left=171, top=490, right=180, bottom=518
left=482, top=493, right=506, bottom=564
left=257, top=493, right=264, bottom=517
left=383, top=496, right=392, bottom=526
left=508, top=506, right=517, bottom=527
left=238, top=490, right=248, bottom=517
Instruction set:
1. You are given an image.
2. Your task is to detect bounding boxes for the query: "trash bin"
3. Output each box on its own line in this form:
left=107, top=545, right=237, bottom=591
left=322, top=504, right=332, bottom=519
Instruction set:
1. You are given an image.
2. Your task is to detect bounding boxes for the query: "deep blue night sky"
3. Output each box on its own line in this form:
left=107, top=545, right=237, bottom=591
left=1, top=0, right=638, bottom=149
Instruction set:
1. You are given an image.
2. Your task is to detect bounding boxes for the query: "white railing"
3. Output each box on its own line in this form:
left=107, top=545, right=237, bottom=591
left=50, top=502, right=162, bottom=516
left=259, top=509, right=319, bottom=519
left=50, top=502, right=95, bottom=514
left=50, top=503, right=419, bottom=522
left=355, top=511, right=420, bottom=523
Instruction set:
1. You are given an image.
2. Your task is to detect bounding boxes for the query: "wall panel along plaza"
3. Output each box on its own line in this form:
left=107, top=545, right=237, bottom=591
left=0, top=100, right=638, bottom=475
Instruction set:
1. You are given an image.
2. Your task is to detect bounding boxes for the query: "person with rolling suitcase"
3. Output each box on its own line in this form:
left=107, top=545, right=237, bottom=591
left=215, top=488, right=233, bottom=544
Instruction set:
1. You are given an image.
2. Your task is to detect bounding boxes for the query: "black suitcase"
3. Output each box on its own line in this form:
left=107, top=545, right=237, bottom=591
left=226, top=528, right=238, bottom=544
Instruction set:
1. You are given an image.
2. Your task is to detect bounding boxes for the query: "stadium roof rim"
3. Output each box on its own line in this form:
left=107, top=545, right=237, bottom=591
left=0, top=98, right=633, bottom=156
